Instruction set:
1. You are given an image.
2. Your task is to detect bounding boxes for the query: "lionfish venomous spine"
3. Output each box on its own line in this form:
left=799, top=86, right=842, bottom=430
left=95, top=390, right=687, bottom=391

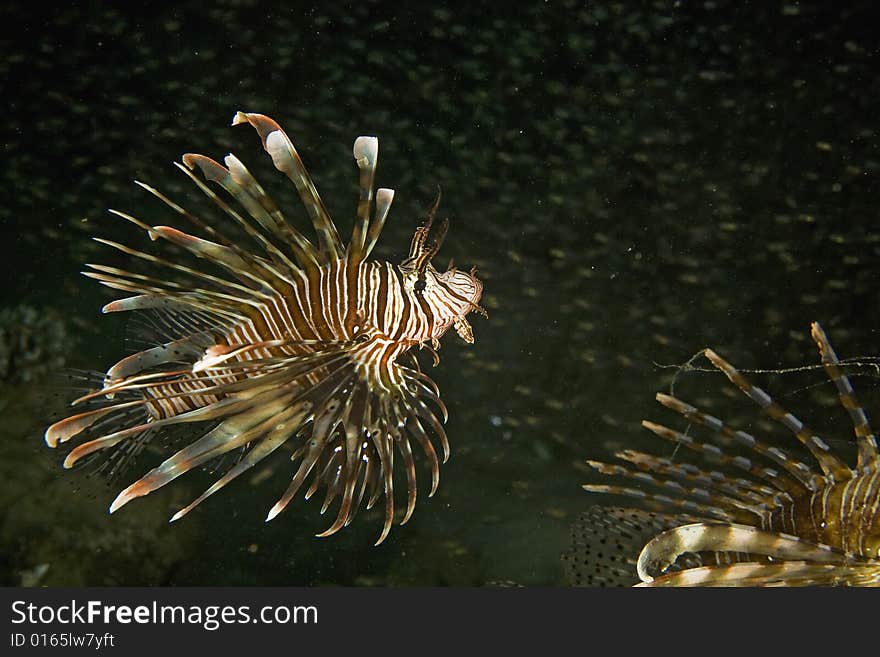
left=46, top=112, right=485, bottom=544
left=584, top=322, right=880, bottom=586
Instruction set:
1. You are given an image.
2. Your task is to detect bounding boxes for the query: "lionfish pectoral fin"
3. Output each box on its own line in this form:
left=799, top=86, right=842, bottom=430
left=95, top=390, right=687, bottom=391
left=256, top=342, right=450, bottom=546
left=170, top=399, right=313, bottom=522
left=44, top=401, right=145, bottom=448
left=636, top=523, right=851, bottom=583
left=561, top=506, right=692, bottom=587
left=637, top=561, right=880, bottom=587
left=261, top=352, right=371, bottom=528
left=110, top=390, right=301, bottom=514
left=703, top=347, right=852, bottom=481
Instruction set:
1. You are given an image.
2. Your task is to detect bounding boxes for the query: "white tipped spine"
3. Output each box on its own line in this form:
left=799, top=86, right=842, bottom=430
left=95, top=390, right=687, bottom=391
left=353, top=136, right=379, bottom=168
left=375, top=188, right=394, bottom=214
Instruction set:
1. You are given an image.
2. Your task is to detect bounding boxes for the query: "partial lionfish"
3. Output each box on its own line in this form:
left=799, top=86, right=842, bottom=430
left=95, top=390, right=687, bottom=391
left=582, top=322, right=880, bottom=586
left=46, top=112, right=485, bottom=544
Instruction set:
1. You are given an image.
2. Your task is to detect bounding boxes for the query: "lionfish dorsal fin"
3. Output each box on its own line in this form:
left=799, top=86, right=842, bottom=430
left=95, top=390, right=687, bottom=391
left=810, top=321, right=880, bottom=470
left=232, top=111, right=343, bottom=262
left=363, top=187, right=394, bottom=259
left=180, top=152, right=318, bottom=274
left=704, top=348, right=853, bottom=482
left=348, top=136, right=378, bottom=265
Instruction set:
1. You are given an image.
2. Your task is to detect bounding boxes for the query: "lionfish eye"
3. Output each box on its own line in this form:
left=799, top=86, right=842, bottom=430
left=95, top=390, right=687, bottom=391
left=414, top=278, right=427, bottom=293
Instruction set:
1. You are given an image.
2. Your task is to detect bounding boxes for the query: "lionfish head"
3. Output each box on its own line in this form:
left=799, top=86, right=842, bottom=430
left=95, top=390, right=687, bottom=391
left=399, top=190, right=485, bottom=343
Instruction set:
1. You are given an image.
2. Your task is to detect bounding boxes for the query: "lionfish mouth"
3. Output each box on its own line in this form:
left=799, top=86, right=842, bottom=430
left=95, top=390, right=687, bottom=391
left=45, top=111, right=484, bottom=545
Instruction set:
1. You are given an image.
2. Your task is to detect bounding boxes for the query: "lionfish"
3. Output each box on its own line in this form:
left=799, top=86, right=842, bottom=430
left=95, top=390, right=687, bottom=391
left=580, top=322, right=880, bottom=586
left=45, top=112, right=485, bottom=544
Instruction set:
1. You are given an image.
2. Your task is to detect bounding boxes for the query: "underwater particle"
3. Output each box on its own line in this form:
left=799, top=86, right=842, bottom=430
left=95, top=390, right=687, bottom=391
left=582, top=323, right=880, bottom=586
left=45, top=112, right=486, bottom=545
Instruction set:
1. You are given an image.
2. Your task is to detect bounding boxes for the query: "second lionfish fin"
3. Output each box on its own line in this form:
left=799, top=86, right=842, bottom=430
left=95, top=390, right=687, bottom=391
left=704, top=348, right=853, bottom=481
left=810, top=321, right=879, bottom=470
left=613, top=449, right=785, bottom=510
left=233, top=111, right=343, bottom=261
left=650, top=392, right=819, bottom=494
left=638, top=561, right=880, bottom=587
left=584, top=458, right=761, bottom=523
left=581, top=482, right=735, bottom=522
left=635, top=522, right=853, bottom=584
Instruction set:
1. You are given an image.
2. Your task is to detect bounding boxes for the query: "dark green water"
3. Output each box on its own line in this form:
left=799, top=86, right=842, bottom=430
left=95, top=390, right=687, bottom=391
left=1, top=0, right=879, bottom=585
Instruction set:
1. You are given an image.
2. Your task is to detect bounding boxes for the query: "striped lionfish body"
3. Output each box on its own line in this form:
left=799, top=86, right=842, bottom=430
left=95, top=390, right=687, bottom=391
left=584, top=322, right=880, bottom=586
left=46, top=112, right=485, bottom=544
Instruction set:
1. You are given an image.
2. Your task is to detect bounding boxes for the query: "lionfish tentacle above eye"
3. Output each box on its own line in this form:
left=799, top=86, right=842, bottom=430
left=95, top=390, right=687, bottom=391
left=45, top=111, right=485, bottom=545
left=582, top=322, right=880, bottom=586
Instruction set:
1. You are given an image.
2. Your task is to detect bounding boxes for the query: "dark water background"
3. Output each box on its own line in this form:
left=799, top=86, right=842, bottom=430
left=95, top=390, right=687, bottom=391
left=1, top=0, right=879, bottom=585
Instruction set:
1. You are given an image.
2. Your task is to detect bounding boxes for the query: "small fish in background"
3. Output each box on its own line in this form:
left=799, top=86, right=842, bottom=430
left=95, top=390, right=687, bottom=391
left=580, top=322, right=880, bottom=586
left=19, top=563, right=50, bottom=587
left=45, top=112, right=485, bottom=545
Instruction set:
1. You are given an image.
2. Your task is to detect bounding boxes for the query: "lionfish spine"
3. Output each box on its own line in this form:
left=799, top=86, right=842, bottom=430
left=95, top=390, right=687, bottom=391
left=46, top=111, right=485, bottom=545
